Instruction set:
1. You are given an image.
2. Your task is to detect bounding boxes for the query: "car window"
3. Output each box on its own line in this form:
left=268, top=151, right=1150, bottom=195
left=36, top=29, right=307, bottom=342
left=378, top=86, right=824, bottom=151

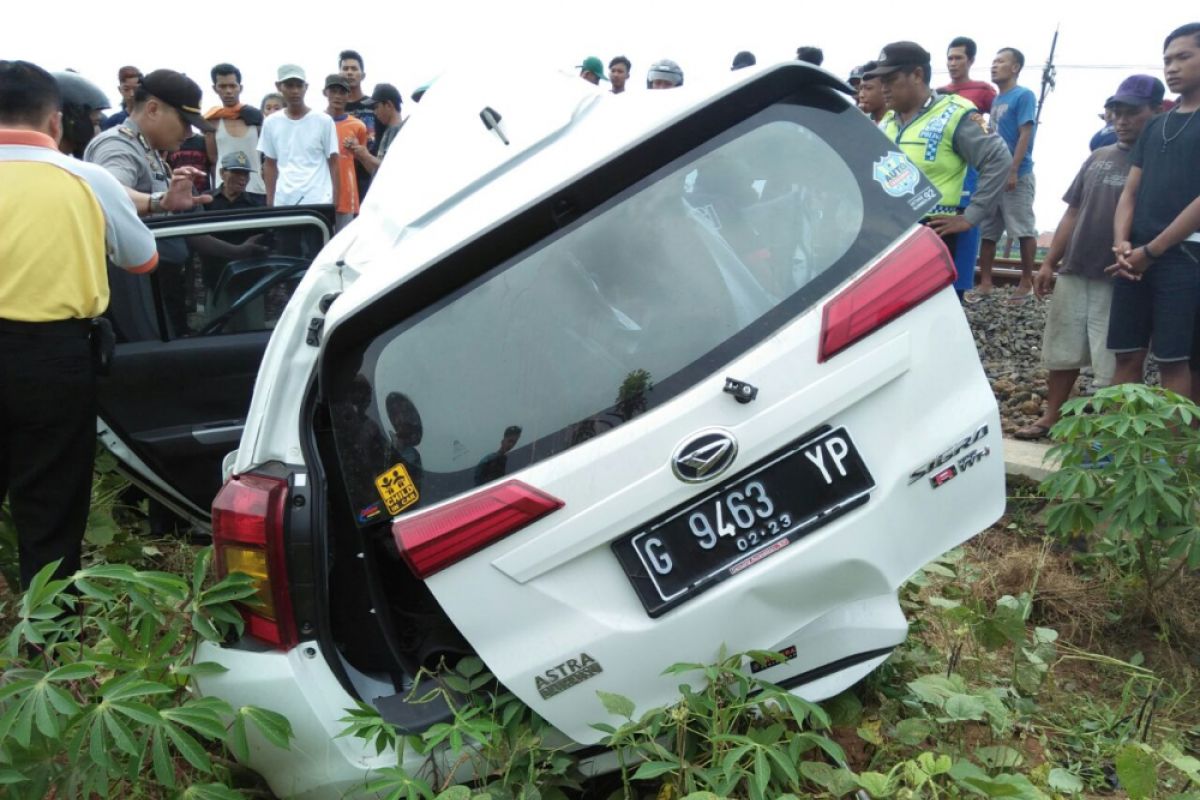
left=149, top=218, right=327, bottom=339
left=328, top=101, right=925, bottom=521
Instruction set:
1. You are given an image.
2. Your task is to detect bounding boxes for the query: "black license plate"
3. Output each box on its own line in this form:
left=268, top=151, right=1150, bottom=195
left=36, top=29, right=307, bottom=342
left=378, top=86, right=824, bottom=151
left=613, top=427, right=874, bottom=617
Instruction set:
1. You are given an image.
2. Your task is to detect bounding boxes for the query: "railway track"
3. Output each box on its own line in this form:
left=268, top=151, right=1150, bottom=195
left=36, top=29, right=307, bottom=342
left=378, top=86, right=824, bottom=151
left=977, top=258, right=1039, bottom=288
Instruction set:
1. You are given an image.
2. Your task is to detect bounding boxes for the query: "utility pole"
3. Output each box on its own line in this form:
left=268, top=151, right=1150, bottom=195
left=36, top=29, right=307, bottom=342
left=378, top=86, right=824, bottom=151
left=1036, top=25, right=1060, bottom=127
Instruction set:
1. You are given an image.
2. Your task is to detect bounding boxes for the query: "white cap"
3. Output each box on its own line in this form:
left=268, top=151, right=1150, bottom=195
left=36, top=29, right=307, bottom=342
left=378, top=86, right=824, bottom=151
left=277, top=64, right=306, bottom=82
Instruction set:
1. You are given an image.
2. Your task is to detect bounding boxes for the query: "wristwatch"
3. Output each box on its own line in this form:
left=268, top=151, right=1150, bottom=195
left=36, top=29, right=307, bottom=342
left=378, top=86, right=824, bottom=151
left=149, top=191, right=166, bottom=214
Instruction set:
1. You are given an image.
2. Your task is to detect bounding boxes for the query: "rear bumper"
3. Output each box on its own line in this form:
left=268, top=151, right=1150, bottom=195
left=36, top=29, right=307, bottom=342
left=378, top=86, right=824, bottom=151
left=193, top=641, right=397, bottom=799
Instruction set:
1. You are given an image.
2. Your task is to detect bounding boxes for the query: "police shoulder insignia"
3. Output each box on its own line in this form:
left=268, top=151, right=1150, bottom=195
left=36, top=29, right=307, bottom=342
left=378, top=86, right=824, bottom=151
left=374, top=463, right=420, bottom=516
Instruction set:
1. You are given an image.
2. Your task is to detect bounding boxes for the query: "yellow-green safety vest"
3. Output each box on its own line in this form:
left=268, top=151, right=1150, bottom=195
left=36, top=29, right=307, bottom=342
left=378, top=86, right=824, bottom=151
left=881, top=93, right=978, bottom=217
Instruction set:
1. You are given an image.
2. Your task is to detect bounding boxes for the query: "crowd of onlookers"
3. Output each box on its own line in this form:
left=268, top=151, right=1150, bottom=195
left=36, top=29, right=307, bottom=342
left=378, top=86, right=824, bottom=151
left=835, top=26, right=1200, bottom=441
left=34, top=23, right=1200, bottom=435
left=86, top=51, right=403, bottom=231
left=51, top=24, right=1200, bottom=437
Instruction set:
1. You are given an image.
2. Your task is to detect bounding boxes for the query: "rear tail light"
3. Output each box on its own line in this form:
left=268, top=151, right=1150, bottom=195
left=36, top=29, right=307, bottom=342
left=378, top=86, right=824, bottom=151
left=211, top=473, right=298, bottom=649
left=819, top=225, right=956, bottom=362
left=393, top=480, right=564, bottom=579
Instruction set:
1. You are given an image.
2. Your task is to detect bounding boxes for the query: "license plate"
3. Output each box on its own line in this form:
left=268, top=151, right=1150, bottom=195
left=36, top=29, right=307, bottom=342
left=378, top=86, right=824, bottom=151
left=613, top=427, right=874, bottom=617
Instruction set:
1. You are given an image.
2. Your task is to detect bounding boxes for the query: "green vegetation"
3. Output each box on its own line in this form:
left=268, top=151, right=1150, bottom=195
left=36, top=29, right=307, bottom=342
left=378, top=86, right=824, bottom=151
left=0, top=546, right=293, bottom=799
left=3, top=386, right=1199, bottom=798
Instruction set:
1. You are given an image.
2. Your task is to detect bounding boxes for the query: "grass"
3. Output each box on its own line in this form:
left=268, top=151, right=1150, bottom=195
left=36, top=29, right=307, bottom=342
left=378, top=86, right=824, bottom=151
left=851, top=478, right=1200, bottom=798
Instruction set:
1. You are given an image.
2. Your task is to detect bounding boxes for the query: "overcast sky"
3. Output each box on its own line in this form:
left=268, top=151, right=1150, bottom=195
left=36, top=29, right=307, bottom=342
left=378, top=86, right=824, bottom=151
left=8, top=1, right=1196, bottom=230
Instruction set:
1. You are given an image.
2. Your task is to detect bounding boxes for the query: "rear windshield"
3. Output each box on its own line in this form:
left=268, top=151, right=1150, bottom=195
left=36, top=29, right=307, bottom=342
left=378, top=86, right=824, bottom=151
left=329, top=99, right=928, bottom=522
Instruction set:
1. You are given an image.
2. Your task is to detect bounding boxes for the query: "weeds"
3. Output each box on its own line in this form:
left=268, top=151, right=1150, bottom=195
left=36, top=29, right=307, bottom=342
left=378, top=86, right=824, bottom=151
left=0, top=548, right=293, bottom=798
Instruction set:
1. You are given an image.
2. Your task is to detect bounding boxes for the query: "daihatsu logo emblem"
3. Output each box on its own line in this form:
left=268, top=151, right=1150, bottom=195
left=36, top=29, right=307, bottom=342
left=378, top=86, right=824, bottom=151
left=672, top=429, right=738, bottom=483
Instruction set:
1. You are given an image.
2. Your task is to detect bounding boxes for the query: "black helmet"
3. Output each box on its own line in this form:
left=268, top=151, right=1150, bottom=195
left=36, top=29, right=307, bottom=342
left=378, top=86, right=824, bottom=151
left=54, top=70, right=111, bottom=111
left=54, top=71, right=110, bottom=158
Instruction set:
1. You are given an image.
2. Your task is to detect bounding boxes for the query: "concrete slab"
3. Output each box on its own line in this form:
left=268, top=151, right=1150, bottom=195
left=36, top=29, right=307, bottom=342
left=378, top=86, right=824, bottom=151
left=1002, top=437, right=1059, bottom=482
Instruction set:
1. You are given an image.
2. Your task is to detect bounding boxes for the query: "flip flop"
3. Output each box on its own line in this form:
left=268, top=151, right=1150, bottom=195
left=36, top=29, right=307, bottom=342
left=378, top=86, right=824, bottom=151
left=1006, top=291, right=1033, bottom=306
left=1013, top=423, right=1051, bottom=440
left=963, top=290, right=988, bottom=305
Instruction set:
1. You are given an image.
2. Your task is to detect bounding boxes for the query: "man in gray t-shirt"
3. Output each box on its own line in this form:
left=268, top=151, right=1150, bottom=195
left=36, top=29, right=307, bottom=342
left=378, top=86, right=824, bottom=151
left=1014, top=77, right=1163, bottom=440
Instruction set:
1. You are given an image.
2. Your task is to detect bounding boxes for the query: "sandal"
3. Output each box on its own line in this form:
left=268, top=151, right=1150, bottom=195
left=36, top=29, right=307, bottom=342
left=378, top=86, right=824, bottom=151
left=1013, top=423, right=1051, bottom=441
left=1006, top=291, right=1033, bottom=306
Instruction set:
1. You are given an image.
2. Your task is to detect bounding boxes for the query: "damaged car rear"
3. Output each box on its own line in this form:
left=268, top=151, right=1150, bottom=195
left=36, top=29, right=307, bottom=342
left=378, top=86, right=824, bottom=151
left=170, top=61, right=1005, bottom=797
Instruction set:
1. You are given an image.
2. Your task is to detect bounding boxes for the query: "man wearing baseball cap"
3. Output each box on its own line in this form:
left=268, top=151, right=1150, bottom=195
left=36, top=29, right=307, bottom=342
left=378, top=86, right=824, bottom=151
left=207, top=151, right=263, bottom=211
left=84, top=68, right=214, bottom=216
left=578, top=57, right=606, bottom=86
left=324, top=73, right=367, bottom=229
left=1015, top=75, right=1164, bottom=440
left=733, top=51, right=757, bottom=71
left=867, top=41, right=1011, bottom=298
left=346, top=83, right=403, bottom=175
left=856, top=61, right=885, bottom=124
left=257, top=64, right=339, bottom=208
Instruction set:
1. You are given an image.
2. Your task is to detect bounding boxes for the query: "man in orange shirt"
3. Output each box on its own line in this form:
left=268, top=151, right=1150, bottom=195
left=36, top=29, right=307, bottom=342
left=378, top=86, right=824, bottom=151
left=324, top=74, right=367, bottom=230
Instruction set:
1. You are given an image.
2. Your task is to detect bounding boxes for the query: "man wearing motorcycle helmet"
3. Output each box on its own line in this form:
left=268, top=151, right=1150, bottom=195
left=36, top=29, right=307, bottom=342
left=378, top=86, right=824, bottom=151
left=647, top=59, right=684, bottom=90
left=54, top=70, right=110, bottom=158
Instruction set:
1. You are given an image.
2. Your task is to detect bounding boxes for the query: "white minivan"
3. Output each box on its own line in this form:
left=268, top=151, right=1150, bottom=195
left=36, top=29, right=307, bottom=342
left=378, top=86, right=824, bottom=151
left=97, top=61, right=1004, bottom=798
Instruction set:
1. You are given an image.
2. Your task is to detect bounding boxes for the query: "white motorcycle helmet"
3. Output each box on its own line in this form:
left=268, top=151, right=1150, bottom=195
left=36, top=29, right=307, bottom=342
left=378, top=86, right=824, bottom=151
left=646, top=59, right=684, bottom=89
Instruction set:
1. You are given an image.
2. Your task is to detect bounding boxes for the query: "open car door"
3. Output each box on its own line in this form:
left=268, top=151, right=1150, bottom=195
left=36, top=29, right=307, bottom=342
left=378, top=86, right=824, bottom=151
left=98, top=205, right=334, bottom=524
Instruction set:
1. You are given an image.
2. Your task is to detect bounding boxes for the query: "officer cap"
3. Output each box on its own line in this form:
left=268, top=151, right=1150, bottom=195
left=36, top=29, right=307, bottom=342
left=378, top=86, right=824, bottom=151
left=863, top=42, right=931, bottom=79
left=141, top=69, right=214, bottom=132
left=220, top=151, right=254, bottom=172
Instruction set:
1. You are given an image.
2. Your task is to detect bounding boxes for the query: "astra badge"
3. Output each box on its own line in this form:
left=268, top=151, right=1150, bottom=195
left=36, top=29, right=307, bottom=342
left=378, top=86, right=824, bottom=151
left=873, top=151, right=920, bottom=198
left=536, top=653, right=603, bottom=699
left=671, top=428, right=738, bottom=483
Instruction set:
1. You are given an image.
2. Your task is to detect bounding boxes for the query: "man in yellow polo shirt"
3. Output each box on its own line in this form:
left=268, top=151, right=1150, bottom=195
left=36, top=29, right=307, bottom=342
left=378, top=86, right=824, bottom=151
left=0, top=60, right=158, bottom=590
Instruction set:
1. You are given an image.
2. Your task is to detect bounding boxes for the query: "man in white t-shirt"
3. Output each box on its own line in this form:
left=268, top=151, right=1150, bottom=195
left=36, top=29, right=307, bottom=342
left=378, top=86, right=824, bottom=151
left=258, top=64, right=338, bottom=206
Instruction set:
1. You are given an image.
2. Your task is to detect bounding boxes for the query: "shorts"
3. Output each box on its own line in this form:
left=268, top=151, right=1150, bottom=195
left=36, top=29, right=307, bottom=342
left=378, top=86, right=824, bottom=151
left=980, top=172, right=1037, bottom=241
left=1107, top=250, right=1200, bottom=362
left=1041, top=274, right=1115, bottom=385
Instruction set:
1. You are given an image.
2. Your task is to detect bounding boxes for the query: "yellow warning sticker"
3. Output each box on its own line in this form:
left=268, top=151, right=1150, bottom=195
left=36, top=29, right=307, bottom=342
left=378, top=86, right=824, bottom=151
left=374, top=462, right=420, bottom=516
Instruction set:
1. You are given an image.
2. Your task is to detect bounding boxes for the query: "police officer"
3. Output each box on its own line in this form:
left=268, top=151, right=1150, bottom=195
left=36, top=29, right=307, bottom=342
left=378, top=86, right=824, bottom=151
left=84, top=69, right=214, bottom=216
left=0, top=60, right=158, bottom=588
left=86, top=69, right=217, bottom=338
left=865, top=42, right=1011, bottom=290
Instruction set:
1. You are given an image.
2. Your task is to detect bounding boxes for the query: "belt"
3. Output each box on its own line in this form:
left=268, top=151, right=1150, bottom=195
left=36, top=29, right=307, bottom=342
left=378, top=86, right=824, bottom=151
left=0, top=318, right=93, bottom=337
